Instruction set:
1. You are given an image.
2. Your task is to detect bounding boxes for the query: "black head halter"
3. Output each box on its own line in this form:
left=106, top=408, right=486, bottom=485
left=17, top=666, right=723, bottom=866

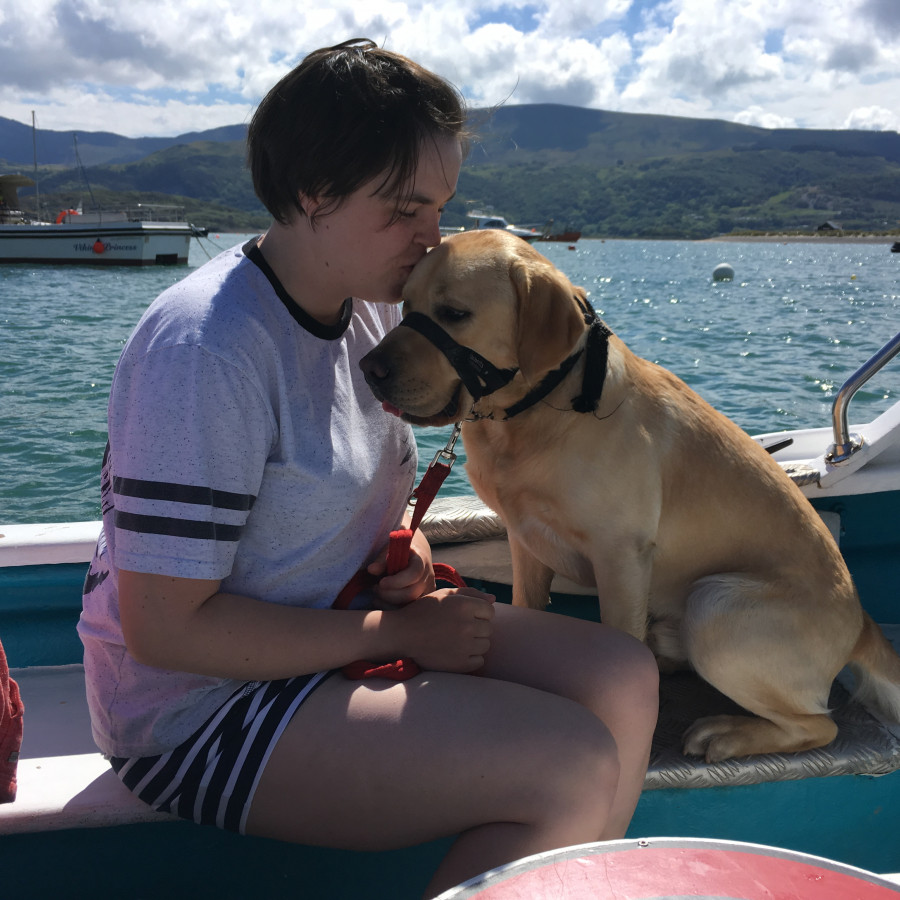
left=399, top=312, right=518, bottom=402
left=399, top=300, right=612, bottom=420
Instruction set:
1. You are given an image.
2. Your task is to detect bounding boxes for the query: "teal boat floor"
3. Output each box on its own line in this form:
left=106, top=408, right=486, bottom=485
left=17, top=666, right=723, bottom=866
left=647, top=624, right=900, bottom=790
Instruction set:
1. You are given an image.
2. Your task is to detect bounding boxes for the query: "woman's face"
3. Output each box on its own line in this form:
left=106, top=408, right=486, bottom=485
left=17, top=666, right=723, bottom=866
left=306, top=134, right=463, bottom=305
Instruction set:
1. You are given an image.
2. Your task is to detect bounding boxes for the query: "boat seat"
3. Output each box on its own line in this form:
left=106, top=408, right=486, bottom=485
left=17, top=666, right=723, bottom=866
left=646, top=629, right=900, bottom=790
left=0, top=665, right=175, bottom=835
left=426, top=497, right=900, bottom=790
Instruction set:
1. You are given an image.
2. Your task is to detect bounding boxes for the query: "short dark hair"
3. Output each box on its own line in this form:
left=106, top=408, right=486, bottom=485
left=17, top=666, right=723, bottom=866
left=247, top=38, right=468, bottom=225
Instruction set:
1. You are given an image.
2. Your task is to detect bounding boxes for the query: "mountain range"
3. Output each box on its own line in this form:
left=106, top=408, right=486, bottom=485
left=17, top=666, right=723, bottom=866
left=2, top=105, right=899, bottom=238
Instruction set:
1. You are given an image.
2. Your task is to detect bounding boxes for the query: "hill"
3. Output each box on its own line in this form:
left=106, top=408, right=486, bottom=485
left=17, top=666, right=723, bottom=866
left=0, top=116, right=247, bottom=167
left=467, top=104, right=900, bottom=167
left=2, top=106, right=899, bottom=237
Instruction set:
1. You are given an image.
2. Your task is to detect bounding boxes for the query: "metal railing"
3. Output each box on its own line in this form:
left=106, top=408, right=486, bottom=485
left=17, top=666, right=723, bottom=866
left=826, top=330, right=900, bottom=464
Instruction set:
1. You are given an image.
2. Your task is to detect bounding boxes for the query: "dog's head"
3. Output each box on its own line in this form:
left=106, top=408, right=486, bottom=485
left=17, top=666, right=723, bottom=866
left=360, top=229, right=588, bottom=426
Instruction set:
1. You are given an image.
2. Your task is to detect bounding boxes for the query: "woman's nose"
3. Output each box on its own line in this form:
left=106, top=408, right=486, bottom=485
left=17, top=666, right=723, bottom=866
left=419, top=210, right=443, bottom=248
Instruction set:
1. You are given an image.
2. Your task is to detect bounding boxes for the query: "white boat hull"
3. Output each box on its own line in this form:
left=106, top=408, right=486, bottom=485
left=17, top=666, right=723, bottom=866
left=0, top=221, right=194, bottom=266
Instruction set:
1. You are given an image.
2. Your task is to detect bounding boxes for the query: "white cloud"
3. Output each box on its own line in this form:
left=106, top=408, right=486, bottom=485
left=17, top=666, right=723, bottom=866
left=0, top=0, right=898, bottom=137
left=733, top=106, right=797, bottom=130
left=534, top=0, right=632, bottom=37
left=844, top=106, right=899, bottom=132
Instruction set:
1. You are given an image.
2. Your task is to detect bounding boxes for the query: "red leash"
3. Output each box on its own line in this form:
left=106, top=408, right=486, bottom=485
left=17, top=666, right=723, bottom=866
left=333, top=424, right=466, bottom=680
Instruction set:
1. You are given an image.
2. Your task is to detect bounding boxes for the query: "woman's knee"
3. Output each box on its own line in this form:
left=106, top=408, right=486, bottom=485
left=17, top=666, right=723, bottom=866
left=592, top=630, right=659, bottom=718
left=526, top=706, right=621, bottom=823
left=625, top=634, right=661, bottom=705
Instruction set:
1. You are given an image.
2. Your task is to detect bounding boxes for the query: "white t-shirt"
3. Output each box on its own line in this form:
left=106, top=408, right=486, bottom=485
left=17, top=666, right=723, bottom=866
left=78, top=240, right=417, bottom=757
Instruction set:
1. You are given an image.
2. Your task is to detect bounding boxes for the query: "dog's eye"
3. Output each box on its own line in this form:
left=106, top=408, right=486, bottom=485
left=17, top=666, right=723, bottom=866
left=437, top=306, right=470, bottom=324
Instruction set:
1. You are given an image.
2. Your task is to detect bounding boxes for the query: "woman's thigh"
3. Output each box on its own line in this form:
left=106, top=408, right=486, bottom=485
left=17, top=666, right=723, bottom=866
left=245, top=620, right=626, bottom=849
left=483, top=602, right=659, bottom=717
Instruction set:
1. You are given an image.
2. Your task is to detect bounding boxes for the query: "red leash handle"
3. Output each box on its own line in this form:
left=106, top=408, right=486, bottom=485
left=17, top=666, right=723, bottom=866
left=339, top=526, right=419, bottom=681
left=334, top=432, right=466, bottom=681
left=385, top=528, right=414, bottom=577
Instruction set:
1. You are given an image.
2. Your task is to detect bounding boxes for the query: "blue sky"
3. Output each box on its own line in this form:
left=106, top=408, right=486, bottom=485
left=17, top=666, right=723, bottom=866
left=1, top=0, right=898, bottom=138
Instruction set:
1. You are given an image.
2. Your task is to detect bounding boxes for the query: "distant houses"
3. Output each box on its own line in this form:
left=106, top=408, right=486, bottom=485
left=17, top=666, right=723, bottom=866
left=816, top=221, right=842, bottom=233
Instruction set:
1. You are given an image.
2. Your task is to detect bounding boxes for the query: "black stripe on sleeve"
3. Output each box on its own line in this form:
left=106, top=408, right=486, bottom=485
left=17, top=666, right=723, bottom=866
left=115, top=511, right=244, bottom=542
left=113, top=476, right=255, bottom=511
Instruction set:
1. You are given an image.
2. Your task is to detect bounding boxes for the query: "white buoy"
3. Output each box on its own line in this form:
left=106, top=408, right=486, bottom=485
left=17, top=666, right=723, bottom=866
left=712, top=263, right=734, bottom=282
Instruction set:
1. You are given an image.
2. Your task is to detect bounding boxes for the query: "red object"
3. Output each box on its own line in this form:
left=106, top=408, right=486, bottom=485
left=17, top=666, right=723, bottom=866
left=333, top=456, right=463, bottom=680
left=441, top=838, right=900, bottom=899
left=92, top=239, right=105, bottom=254
left=0, top=637, right=24, bottom=804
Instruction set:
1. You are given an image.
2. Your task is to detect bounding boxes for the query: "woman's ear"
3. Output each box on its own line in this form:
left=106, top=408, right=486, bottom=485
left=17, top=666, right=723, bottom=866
left=510, top=258, right=586, bottom=382
left=297, top=192, right=320, bottom=220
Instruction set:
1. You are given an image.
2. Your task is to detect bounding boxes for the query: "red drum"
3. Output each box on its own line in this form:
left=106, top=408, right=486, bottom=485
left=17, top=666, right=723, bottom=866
left=437, top=837, right=900, bottom=899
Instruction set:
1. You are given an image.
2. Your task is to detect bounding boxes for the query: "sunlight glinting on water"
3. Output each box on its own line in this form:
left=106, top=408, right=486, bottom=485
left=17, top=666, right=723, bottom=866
left=2, top=236, right=899, bottom=521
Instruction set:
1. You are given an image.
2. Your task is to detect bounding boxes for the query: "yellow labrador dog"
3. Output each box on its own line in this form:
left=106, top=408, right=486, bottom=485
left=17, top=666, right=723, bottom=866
left=360, top=229, right=900, bottom=762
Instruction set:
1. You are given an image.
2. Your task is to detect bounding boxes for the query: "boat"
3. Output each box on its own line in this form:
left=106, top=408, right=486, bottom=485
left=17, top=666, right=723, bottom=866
left=537, top=229, right=581, bottom=243
left=2, top=331, right=900, bottom=897
left=891, top=241, right=900, bottom=253
left=536, top=219, right=581, bottom=243
left=0, top=174, right=206, bottom=266
left=465, top=209, right=541, bottom=242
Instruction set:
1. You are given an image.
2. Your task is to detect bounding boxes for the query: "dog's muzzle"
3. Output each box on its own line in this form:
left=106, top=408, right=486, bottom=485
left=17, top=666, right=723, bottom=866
left=399, top=312, right=518, bottom=402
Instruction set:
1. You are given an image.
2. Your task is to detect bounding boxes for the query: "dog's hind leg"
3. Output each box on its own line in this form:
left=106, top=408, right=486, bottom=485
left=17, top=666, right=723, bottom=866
left=679, top=574, right=852, bottom=762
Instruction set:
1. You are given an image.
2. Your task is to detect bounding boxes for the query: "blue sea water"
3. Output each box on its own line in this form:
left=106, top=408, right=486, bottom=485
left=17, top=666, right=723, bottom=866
left=2, top=235, right=898, bottom=525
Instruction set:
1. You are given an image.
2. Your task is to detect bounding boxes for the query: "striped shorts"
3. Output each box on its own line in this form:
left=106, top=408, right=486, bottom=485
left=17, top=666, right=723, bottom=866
left=110, top=670, right=334, bottom=834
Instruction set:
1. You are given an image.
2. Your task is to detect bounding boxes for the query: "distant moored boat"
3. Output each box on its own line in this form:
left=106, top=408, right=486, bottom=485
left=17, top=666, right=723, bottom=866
left=0, top=174, right=206, bottom=266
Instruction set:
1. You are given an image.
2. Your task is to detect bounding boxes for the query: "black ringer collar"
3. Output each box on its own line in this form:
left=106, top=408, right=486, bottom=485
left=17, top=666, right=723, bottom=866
left=243, top=238, right=352, bottom=341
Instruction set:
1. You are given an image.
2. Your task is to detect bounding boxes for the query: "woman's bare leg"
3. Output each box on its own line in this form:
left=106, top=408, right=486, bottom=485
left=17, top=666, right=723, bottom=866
left=245, top=603, right=658, bottom=897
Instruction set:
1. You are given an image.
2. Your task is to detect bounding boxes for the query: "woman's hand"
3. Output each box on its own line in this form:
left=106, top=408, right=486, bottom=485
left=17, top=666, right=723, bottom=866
left=384, top=587, right=496, bottom=673
left=367, top=527, right=436, bottom=606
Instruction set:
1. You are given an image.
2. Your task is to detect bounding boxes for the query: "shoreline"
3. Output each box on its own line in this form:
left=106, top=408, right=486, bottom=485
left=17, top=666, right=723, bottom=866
left=702, top=234, right=899, bottom=244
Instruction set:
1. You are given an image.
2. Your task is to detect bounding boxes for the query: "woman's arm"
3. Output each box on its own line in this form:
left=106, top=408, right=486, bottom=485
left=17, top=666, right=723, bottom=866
left=118, top=569, right=494, bottom=681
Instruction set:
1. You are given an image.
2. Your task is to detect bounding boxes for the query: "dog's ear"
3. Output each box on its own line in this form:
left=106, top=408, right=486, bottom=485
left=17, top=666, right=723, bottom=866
left=510, top=257, right=586, bottom=382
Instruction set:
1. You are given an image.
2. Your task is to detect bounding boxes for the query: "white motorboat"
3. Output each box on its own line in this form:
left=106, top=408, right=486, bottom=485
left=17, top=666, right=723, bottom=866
left=0, top=175, right=205, bottom=266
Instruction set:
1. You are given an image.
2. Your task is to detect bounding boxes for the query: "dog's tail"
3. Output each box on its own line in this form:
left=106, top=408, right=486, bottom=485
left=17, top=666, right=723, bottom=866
left=848, top=613, right=900, bottom=722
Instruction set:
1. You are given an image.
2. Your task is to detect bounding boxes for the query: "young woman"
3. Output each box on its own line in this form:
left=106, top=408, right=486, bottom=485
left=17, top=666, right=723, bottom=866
left=78, top=39, right=658, bottom=899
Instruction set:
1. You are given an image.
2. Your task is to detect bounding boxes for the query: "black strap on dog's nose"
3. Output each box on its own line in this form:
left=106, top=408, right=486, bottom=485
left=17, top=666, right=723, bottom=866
left=399, top=312, right=518, bottom=401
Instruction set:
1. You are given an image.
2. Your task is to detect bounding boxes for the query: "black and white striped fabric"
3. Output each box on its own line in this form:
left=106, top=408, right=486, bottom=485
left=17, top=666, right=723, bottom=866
left=110, top=671, right=333, bottom=834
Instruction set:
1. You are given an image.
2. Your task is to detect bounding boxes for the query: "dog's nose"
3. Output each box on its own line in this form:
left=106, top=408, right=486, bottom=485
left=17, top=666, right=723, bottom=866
left=359, top=350, right=389, bottom=384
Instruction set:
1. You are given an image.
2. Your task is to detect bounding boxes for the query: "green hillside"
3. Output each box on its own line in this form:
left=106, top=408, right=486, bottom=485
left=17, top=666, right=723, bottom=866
left=456, top=148, right=900, bottom=238
left=3, top=105, right=900, bottom=237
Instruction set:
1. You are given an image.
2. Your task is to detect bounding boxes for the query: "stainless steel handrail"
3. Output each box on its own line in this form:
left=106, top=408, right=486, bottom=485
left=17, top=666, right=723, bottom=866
left=826, top=330, right=900, bottom=464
